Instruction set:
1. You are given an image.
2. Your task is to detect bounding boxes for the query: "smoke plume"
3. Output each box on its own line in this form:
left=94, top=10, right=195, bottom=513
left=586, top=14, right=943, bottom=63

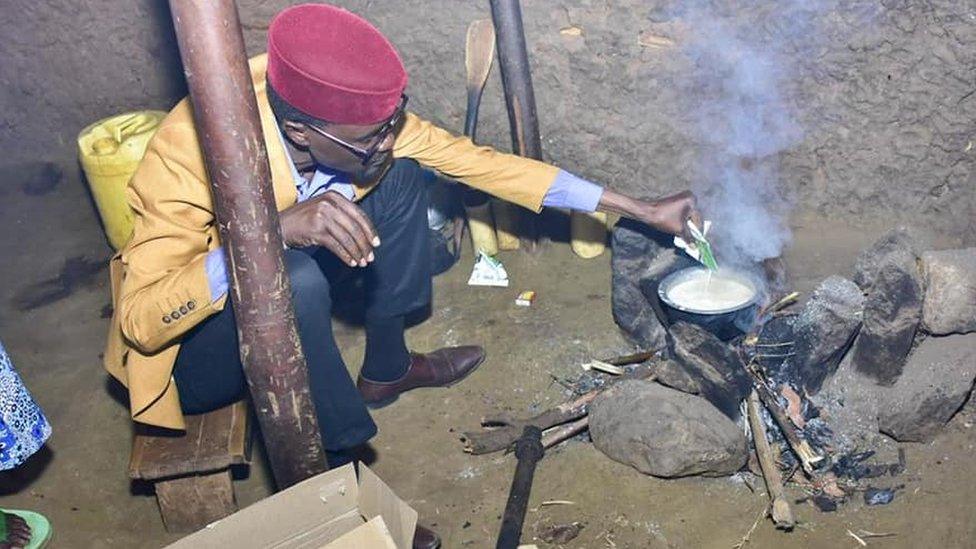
left=673, top=1, right=825, bottom=265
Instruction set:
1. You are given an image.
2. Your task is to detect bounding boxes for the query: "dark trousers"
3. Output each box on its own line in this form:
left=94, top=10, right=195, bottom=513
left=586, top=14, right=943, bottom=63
left=173, top=159, right=433, bottom=451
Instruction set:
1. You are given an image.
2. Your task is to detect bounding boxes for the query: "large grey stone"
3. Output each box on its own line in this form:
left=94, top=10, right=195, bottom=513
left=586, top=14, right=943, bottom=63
left=611, top=219, right=689, bottom=349
left=590, top=380, right=748, bottom=478
left=654, top=358, right=701, bottom=395
left=667, top=322, right=752, bottom=419
left=851, top=248, right=924, bottom=385
left=793, top=276, right=865, bottom=394
left=878, top=334, right=976, bottom=442
left=852, top=228, right=920, bottom=292
left=921, top=249, right=976, bottom=335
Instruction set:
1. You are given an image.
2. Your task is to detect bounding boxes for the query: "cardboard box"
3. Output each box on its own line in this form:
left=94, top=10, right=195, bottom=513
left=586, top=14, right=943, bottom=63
left=167, top=464, right=418, bottom=549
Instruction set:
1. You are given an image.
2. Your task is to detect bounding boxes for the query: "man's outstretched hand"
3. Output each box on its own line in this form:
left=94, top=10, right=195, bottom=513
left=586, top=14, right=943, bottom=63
left=279, top=192, right=380, bottom=267
left=597, top=188, right=702, bottom=241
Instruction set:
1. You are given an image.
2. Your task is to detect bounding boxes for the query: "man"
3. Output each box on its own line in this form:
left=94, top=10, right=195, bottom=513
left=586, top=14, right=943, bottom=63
left=103, top=4, right=699, bottom=546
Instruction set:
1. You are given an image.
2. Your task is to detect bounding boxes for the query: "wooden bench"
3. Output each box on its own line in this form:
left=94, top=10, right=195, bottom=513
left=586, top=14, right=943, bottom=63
left=129, top=401, right=251, bottom=532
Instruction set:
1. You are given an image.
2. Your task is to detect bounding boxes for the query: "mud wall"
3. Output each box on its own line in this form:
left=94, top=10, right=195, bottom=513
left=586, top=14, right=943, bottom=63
left=2, top=0, right=973, bottom=239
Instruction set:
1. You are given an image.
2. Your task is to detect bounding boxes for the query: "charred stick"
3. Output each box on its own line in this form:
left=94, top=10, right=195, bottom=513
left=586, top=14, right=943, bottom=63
left=463, top=392, right=592, bottom=454
left=541, top=416, right=589, bottom=449
left=747, top=391, right=795, bottom=530
left=601, top=350, right=656, bottom=366
left=748, top=371, right=824, bottom=474
left=463, top=361, right=656, bottom=455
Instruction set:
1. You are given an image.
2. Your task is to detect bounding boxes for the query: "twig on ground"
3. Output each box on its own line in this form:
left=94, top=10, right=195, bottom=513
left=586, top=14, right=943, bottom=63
left=542, top=416, right=589, bottom=449
left=847, top=529, right=868, bottom=546
left=732, top=504, right=769, bottom=549
left=855, top=530, right=897, bottom=539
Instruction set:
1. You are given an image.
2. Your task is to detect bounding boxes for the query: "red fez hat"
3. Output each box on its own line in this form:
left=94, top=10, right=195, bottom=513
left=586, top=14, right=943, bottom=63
left=267, top=3, right=407, bottom=125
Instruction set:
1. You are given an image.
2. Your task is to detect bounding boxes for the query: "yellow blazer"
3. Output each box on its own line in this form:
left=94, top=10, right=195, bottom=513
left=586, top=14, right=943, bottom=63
left=103, top=54, right=559, bottom=430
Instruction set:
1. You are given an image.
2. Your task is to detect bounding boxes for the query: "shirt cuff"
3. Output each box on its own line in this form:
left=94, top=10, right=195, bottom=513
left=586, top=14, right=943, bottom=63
left=542, top=170, right=605, bottom=212
left=205, top=248, right=229, bottom=302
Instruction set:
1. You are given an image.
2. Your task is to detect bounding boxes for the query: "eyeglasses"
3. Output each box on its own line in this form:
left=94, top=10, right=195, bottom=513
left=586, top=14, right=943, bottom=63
left=305, top=94, right=408, bottom=166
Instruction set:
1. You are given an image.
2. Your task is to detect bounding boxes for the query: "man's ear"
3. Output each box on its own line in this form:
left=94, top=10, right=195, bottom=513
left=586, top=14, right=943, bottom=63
left=282, top=120, right=310, bottom=148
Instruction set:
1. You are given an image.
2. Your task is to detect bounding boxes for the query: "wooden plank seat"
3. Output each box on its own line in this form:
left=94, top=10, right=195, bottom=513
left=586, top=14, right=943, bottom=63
left=129, top=401, right=251, bottom=532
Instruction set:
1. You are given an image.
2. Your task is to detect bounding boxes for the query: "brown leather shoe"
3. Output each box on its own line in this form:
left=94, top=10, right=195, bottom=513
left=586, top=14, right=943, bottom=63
left=357, top=346, right=485, bottom=407
left=413, top=524, right=441, bottom=549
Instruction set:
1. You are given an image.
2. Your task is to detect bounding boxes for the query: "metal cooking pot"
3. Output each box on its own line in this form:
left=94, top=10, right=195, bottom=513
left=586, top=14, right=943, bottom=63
left=657, top=267, right=761, bottom=341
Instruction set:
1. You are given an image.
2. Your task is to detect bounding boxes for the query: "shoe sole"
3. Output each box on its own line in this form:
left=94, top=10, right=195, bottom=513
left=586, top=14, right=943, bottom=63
left=364, top=353, right=486, bottom=410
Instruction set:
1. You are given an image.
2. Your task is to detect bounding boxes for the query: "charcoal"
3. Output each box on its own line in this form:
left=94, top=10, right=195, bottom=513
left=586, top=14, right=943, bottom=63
left=920, top=248, right=976, bottom=335
left=811, top=494, right=838, bottom=512
left=792, top=276, right=865, bottom=393
left=667, top=322, right=752, bottom=420
left=589, top=380, right=748, bottom=478
left=864, top=487, right=897, bottom=506
left=851, top=248, right=923, bottom=385
left=877, top=333, right=976, bottom=442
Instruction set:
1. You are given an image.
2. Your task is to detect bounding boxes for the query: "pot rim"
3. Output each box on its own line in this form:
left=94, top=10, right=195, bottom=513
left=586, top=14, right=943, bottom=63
left=657, top=266, right=759, bottom=315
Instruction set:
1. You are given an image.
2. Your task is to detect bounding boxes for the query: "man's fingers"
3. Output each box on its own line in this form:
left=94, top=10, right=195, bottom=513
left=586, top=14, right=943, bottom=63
left=330, top=205, right=375, bottom=264
left=337, top=198, right=380, bottom=247
left=321, top=233, right=359, bottom=267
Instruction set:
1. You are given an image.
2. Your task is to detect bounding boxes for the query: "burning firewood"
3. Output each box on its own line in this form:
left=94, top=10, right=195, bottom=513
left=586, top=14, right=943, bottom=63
left=747, top=390, right=795, bottom=530
left=742, top=356, right=825, bottom=474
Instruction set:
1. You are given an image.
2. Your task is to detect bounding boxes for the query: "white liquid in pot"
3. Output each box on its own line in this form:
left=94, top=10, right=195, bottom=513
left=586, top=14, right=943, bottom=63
left=667, top=272, right=755, bottom=312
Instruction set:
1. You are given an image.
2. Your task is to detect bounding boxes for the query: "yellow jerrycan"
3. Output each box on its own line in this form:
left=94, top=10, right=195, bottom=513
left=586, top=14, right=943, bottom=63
left=78, top=111, right=167, bottom=250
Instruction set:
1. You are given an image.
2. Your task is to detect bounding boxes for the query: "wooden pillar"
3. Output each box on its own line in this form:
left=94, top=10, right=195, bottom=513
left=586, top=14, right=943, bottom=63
left=168, top=0, right=326, bottom=488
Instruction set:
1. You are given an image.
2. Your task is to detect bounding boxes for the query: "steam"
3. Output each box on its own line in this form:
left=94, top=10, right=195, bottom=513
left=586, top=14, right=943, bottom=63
left=674, top=1, right=821, bottom=264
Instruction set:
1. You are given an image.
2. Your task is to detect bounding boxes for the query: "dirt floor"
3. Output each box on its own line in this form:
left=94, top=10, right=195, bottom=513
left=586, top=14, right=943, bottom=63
left=0, top=163, right=974, bottom=548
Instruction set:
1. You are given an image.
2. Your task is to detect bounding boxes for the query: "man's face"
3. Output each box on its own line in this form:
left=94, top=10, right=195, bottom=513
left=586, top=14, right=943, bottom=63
left=300, top=119, right=397, bottom=183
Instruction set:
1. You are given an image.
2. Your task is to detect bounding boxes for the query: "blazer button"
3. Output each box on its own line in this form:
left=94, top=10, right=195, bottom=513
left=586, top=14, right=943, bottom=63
left=171, top=310, right=181, bottom=320
left=162, top=315, right=172, bottom=324
left=179, top=305, right=188, bottom=315
left=187, top=300, right=196, bottom=310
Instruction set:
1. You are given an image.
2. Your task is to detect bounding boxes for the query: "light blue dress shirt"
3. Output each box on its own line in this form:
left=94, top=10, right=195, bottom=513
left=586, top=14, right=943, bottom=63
left=205, top=128, right=605, bottom=301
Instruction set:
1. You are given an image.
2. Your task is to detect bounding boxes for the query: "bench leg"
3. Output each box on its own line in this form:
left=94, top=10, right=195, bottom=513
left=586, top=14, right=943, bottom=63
left=154, top=469, right=237, bottom=533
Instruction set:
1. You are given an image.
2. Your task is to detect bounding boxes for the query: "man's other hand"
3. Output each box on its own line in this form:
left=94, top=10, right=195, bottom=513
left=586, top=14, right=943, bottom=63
left=280, top=193, right=380, bottom=267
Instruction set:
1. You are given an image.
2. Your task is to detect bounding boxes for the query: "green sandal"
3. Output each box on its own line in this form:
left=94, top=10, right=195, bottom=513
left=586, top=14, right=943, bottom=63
left=0, top=509, right=51, bottom=549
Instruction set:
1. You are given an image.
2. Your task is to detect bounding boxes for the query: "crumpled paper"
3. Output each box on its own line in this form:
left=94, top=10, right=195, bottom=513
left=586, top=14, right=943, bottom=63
left=467, top=251, right=509, bottom=287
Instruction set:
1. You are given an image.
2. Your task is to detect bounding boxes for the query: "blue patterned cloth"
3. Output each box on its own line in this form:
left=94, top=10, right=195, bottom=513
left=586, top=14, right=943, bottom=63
left=0, top=340, right=51, bottom=471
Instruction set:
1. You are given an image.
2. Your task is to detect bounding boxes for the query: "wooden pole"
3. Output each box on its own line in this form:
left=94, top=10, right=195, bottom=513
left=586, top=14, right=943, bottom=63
left=489, top=0, right=542, bottom=251
left=168, top=0, right=326, bottom=488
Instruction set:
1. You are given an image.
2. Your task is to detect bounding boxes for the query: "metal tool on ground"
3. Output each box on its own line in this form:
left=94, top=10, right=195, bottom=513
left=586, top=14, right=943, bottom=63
left=496, top=426, right=545, bottom=549
left=460, top=19, right=500, bottom=256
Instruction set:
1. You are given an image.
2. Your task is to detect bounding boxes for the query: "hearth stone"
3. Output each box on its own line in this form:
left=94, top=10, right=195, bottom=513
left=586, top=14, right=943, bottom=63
left=589, top=380, right=748, bottom=478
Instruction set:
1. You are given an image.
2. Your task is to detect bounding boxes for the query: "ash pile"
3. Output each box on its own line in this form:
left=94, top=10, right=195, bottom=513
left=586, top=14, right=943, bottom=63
left=602, top=221, right=976, bottom=519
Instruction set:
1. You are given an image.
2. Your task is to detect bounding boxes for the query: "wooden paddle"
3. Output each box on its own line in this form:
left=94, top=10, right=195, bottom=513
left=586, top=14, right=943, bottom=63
left=460, top=19, right=500, bottom=255
left=465, top=19, right=495, bottom=140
